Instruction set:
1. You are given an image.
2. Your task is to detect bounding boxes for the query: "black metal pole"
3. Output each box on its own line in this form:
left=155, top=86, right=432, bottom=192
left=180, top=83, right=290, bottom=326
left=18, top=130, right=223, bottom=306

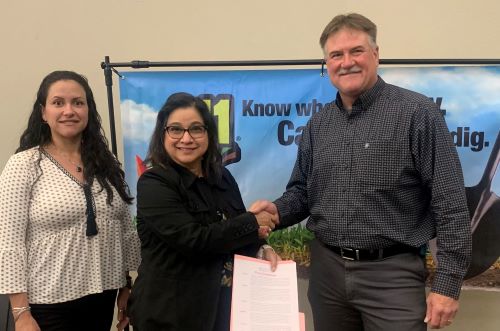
left=102, top=57, right=130, bottom=329
left=108, top=59, right=323, bottom=68
left=103, top=58, right=500, bottom=69
left=380, top=59, right=500, bottom=65
left=103, top=56, right=118, bottom=156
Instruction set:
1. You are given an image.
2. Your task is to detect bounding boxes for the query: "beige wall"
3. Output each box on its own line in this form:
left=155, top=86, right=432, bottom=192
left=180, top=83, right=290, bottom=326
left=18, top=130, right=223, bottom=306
left=1, top=2, right=500, bottom=330
left=1, top=0, right=499, bottom=169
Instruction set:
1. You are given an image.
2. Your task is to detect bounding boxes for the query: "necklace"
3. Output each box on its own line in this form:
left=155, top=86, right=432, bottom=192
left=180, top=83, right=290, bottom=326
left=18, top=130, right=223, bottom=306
left=47, top=145, right=83, bottom=172
left=68, top=159, right=83, bottom=172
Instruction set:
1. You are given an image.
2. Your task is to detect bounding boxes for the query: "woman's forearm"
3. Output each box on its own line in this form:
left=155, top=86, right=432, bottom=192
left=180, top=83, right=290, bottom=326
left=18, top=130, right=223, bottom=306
left=9, top=292, right=29, bottom=307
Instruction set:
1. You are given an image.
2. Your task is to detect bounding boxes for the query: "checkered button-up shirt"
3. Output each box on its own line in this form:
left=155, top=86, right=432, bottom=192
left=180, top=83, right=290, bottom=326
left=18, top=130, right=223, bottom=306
left=275, top=77, right=472, bottom=299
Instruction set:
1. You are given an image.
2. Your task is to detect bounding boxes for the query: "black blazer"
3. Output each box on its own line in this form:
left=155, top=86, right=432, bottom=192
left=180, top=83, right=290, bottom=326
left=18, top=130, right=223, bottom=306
left=128, top=162, right=261, bottom=331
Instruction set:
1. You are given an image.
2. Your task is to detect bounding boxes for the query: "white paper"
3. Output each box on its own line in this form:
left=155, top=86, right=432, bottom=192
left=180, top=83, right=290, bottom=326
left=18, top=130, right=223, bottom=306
left=231, top=254, right=300, bottom=331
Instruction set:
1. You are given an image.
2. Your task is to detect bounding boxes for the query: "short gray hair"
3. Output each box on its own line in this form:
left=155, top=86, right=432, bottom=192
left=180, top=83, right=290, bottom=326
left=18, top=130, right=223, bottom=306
left=319, top=13, right=377, bottom=50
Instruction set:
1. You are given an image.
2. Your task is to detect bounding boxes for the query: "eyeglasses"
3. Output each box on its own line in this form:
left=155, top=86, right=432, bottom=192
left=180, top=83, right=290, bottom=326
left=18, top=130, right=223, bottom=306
left=164, top=125, right=207, bottom=139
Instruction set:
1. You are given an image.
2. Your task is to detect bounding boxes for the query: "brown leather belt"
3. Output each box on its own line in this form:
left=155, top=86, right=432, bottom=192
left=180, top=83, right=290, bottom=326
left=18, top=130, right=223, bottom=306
left=325, top=243, right=420, bottom=261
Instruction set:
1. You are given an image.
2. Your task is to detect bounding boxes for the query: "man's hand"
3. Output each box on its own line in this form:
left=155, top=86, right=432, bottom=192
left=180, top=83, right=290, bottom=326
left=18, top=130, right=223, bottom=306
left=250, top=200, right=279, bottom=224
left=424, top=292, right=459, bottom=329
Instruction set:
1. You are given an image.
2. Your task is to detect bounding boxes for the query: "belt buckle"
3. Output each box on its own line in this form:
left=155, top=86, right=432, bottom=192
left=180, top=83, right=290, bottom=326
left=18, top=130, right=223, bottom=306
left=340, top=247, right=359, bottom=261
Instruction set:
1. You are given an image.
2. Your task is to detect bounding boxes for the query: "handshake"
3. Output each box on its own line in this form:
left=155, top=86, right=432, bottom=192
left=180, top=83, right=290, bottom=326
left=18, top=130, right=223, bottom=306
left=249, top=200, right=280, bottom=239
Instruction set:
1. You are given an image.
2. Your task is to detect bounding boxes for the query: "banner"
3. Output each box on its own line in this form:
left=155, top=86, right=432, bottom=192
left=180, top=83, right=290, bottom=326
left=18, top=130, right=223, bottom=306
left=119, top=66, right=500, bottom=278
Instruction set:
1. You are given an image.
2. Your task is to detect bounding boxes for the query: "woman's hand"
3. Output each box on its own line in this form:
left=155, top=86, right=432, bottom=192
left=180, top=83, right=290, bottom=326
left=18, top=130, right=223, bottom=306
left=258, top=226, right=272, bottom=239
left=15, top=312, right=40, bottom=331
left=257, top=245, right=282, bottom=272
left=251, top=200, right=279, bottom=239
left=254, top=211, right=278, bottom=239
left=116, top=287, right=130, bottom=330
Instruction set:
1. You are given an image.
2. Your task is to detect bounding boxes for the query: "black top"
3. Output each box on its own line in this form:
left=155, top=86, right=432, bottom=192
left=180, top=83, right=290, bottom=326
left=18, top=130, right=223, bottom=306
left=128, top=162, right=261, bottom=330
left=275, top=77, right=471, bottom=299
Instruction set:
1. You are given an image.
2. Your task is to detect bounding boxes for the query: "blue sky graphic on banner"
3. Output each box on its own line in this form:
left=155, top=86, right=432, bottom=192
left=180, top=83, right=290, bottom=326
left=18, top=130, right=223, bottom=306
left=119, top=66, right=500, bottom=212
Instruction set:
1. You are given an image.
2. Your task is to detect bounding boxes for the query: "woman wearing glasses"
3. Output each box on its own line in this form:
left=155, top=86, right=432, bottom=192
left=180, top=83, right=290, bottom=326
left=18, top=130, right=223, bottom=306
left=128, top=92, right=279, bottom=331
left=0, top=71, right=140, bottom=331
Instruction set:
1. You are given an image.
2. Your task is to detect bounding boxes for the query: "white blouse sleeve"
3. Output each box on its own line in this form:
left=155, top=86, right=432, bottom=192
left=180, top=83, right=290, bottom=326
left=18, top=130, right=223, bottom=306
left=121, top=205, right=141, bottom=272
left=0, top=152, right=35, bottom=294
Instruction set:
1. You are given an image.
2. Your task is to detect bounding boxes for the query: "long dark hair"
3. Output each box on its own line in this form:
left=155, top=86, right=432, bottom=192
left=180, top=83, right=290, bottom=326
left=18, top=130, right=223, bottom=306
left=17, top=70, right=133, bottom=205
left=146, top=92, right=222, bottom=178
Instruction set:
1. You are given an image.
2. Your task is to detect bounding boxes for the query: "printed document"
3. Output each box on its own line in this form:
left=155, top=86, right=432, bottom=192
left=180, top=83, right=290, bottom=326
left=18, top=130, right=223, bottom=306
left=231, top=255, right=300, bottom=331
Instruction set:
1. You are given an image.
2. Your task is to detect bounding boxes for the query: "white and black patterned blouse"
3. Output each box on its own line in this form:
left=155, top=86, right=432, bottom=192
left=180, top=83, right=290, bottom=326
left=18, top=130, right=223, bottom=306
left=0, top=147, right=140, bottom=304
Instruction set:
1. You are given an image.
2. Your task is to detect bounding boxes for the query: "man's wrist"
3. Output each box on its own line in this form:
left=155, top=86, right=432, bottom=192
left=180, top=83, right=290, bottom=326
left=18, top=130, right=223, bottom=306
left=431, top=272, right=463, bottom=300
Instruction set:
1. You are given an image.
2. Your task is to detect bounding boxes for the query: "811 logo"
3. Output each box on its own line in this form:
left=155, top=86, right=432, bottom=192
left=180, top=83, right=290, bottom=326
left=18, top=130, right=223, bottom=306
left=199, top=94, right=241, bottom=166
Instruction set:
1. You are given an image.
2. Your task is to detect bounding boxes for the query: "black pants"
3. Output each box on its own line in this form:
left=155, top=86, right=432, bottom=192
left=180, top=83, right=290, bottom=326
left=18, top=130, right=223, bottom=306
left=30, top=289, right=117, bottom=331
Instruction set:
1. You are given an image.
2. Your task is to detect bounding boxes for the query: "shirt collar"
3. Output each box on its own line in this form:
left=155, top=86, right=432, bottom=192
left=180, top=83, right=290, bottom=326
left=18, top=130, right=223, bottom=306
left=335, top=76, right=385, bottom=112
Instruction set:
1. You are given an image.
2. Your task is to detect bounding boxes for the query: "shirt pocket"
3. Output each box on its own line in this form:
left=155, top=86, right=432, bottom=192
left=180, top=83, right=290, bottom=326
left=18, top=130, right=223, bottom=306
left=219, top=195, right=246, bottom=220
left=356, top=139, right=401, bottom=186
left=184, top=195, right=212, bottom=225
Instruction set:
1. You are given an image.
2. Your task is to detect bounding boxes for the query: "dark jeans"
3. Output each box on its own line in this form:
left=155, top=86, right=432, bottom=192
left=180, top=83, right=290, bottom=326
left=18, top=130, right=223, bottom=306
left=30, top=289, right=117, bottom=331
left=308, top=239, right=427, bottom=331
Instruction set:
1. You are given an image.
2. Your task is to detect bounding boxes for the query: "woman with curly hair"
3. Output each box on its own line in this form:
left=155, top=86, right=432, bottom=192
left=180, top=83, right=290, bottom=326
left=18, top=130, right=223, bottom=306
left=0, top=71, right=140, bottom=331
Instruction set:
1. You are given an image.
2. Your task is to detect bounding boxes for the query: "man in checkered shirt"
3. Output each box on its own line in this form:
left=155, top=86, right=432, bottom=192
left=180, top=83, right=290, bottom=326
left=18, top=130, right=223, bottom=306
left=251, top=13, right=471, bottom=331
